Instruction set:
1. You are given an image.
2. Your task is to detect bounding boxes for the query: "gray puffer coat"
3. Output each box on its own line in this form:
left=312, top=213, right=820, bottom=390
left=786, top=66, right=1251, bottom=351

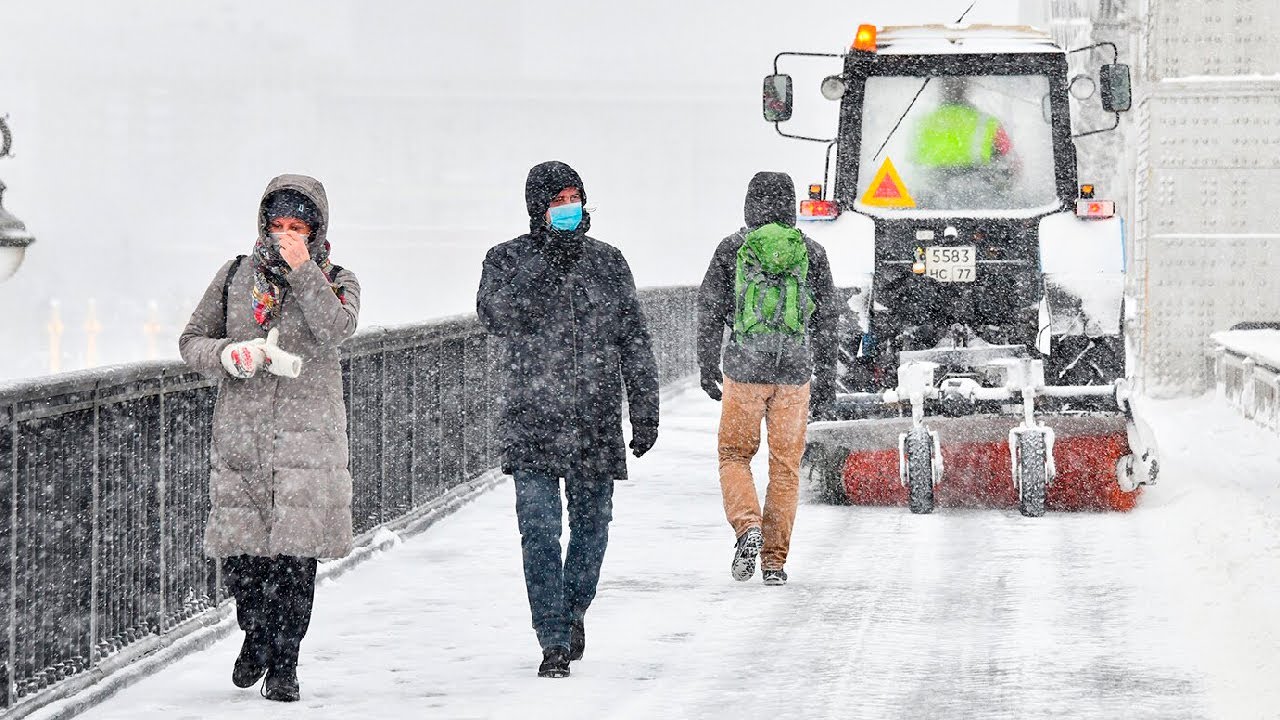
left=179, top=174, right=360, bottom=560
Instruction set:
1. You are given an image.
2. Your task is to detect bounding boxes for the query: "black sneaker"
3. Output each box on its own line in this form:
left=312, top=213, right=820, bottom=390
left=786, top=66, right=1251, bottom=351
left=261, top=667, right=300, bottom=702
left=731, top=527, right=763, bottom=581
left=538, top=646, right=571, bottom=678
left=569, top=617, right=586, bottom=662
left=762, top=568, right=788, bottom=586
left=232, top=633, right=268, bottom=689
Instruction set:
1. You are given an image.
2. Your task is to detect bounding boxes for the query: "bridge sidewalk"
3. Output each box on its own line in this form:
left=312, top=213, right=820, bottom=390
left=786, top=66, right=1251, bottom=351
left=51, top=390, right=1280, bottom=719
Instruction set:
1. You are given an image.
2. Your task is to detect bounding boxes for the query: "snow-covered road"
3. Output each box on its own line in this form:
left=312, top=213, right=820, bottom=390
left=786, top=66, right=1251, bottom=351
left=70, top=389, right=1280, bottom=719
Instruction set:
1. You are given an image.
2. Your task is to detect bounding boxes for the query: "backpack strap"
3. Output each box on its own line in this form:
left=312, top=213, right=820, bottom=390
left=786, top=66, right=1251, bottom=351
left=734, top=246, right=765, bottom=340
left=220, top=255, right=247, bottom=339
left=328, top=263, right=347, bottom=303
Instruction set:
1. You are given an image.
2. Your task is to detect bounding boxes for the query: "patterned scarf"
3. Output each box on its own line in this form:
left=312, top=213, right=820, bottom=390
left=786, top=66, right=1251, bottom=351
left=251, top=237, right=344, bottom=329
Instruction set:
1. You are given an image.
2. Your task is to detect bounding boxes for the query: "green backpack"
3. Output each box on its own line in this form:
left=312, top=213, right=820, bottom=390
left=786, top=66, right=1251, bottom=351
left=733, top=223, right=814, bottom=347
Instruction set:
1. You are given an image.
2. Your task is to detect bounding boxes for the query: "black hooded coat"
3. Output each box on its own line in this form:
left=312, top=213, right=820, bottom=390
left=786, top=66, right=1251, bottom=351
left=697, top=172, right=839, bottom=409
left=477, top=162, right=659, bottom=479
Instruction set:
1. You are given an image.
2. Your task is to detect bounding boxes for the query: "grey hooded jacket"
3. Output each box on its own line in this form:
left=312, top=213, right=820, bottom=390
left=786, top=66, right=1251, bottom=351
left=179, top=174, right=360, bottom=559
left=697, top=228, right=838, bottom=386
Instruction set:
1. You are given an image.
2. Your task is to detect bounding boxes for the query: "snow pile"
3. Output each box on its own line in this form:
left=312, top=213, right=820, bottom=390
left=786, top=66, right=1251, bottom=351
left=1210, top=328, right=1280, bottom=371
left=370, top=527, right=404, bottom=552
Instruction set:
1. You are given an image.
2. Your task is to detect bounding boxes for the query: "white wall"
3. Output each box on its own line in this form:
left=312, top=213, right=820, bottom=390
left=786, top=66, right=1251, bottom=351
left=1131, top=0, right=1280, bottom=395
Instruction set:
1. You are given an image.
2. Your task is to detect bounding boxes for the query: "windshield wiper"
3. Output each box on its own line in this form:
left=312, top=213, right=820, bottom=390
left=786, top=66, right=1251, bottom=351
left=869, top=2, right=977, bottom=163
left=871, top=78, right=932, bottom=163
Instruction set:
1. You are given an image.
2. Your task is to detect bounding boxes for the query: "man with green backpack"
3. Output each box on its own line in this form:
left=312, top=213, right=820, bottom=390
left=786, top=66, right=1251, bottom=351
left=697, top=171, right=838, bottom=586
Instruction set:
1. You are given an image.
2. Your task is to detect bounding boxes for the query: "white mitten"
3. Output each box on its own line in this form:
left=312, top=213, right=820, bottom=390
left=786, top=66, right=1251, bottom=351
left=260, top=328, right=303, bottom=378
left=220, top=340, right=266, bottom=379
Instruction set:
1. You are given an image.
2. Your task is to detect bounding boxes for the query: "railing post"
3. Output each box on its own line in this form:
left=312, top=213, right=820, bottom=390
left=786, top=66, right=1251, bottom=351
left=462, top=338, right=472, bottom=479
left=434, top=337, right=446, bottom=496
left=1264, top=371, right=1274, bottom=427
left=1213, top=345, right=1226, bottom=400
left=156, top=376, right=167, bottom=633
left=6, top=404, right=15, bottom=709
left=407, top=343, right=417, bottom=510
left=1242, top=357, right=1257, bottom=420
left=88, top=385, right=100, bottom=669
left=487, top=336, right=498, bottom=469
left=379, top=340, right=388, bottom=525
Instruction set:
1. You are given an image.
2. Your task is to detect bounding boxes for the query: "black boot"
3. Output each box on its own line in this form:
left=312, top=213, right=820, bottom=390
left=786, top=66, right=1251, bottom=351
left=232, top=632, right=269, bottom=689
left=262, top=666, right=300, bottom=702
left=537, top=647, right=571, bottom=678
left=569, top=617, right=586, bottom=661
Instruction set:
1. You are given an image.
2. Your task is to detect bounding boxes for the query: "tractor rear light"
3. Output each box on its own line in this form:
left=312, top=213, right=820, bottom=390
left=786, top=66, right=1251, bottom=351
left=799, top=199, right=839, bottom=221
left=1075, top=199, right=1115, bottom=219
left=852, top=25, right=877, bottom=53
left=808, top=183, right=823, bottom=200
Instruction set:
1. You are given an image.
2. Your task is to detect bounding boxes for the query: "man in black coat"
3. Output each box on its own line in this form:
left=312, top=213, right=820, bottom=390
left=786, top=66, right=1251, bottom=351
left=477, top=160, right=660, bottom=679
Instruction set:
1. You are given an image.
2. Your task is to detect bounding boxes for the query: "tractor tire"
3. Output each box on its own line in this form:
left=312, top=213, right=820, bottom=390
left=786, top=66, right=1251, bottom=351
left=802, top=443, right=849, bottom=505
left=1016, top=430, right=1049, bottom=518
left=904, top=428, right=935, bottom=515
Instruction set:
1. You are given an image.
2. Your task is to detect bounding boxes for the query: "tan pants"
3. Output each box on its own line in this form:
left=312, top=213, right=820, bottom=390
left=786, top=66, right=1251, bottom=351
left=717, top=377, right=810, bottom=571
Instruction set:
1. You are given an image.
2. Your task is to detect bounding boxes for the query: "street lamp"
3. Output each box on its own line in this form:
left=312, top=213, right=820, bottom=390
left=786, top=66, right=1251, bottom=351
left=0, top=116, right=34, bottom=283
left=0, top=182, right=36, bottom=282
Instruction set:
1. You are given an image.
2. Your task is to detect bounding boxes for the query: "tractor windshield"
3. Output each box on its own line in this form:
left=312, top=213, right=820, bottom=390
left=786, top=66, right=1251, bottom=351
left=853, top=74, right=1059, bottom=216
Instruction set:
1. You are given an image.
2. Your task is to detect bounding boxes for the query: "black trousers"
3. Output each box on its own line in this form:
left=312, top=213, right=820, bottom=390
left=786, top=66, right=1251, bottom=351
left=223, top=555, right=318, bottom=671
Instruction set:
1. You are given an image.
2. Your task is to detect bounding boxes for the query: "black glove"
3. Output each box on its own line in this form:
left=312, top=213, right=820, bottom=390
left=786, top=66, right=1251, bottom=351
left=700, top=369, right=723, bottom=402
left=630, top=421, right=659, bottom=458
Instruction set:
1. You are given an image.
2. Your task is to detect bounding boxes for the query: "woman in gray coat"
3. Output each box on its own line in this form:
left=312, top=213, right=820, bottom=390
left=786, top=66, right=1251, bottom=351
left=179, top=174, right=359, bottom=703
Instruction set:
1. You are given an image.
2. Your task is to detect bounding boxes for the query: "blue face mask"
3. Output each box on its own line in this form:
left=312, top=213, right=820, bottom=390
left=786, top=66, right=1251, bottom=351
left=548, top=202, right=583, bottom=231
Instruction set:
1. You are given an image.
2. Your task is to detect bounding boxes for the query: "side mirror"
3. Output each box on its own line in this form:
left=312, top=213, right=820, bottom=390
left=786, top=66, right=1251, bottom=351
left=1100, top=64, right=1131, bottom=112
left=763, top=74, right=793, bottom=123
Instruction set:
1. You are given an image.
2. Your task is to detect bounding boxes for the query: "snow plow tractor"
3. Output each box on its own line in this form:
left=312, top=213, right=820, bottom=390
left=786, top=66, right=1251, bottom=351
left=762, top=24, right=1159, bottom=516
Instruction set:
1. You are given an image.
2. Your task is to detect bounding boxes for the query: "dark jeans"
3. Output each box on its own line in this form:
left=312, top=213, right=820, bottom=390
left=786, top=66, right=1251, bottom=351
left=513, top=471, right=614, bottom=651
left=223, top=554, right=318, bottom=671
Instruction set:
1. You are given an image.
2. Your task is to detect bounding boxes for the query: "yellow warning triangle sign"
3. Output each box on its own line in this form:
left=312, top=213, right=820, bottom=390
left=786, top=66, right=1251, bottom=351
left=860, top=157, right=916, bottom=208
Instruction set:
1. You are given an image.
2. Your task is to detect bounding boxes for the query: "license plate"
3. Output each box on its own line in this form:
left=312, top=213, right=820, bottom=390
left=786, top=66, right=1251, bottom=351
left=926, top=245, right=976, bottom=283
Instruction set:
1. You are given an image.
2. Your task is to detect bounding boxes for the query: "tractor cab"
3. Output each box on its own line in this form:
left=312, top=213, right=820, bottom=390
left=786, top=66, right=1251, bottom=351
left=763, top=24, right=1156, bottom=517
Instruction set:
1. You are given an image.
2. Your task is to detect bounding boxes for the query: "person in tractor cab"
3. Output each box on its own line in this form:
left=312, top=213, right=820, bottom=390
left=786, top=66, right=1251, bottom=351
left=911, top=77, right=1016, bottom=204
left=697, top=172, right=838, bottom=587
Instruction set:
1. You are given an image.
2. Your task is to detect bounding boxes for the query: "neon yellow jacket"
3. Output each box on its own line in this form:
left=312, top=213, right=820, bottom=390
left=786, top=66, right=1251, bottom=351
left=913, top=104, right=1003, bottom=169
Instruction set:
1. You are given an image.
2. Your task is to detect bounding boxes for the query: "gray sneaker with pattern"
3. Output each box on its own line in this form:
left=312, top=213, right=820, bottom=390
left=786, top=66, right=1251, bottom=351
left=731, top=527, right=764, bottom=581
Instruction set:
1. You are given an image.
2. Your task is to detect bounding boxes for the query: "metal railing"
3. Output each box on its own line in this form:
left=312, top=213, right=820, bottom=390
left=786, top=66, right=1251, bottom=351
left=1210, top=330, right=1280, bottom=434
left=0, top=286, right=696, bottom=712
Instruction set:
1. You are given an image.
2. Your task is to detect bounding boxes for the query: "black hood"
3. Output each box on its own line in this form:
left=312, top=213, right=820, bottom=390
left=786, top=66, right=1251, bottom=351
left=744, top=171, right=796, bottom=229
left=525, top=161, right=587, bottom=233
left=262, top=189, right=321, bottom=233
left=257, top=174, right=330, bottom=255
